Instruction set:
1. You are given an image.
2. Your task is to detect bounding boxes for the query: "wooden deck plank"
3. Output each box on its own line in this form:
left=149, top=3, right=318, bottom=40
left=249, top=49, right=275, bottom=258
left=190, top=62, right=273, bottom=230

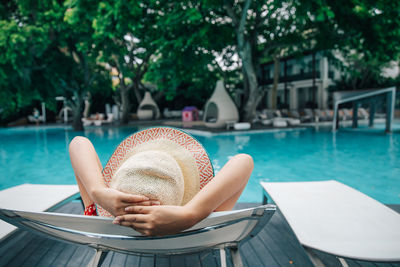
left=99, top=251, right=113, bottom=266
left=211, top=250, right=223, bottom=267
left=260, top=226, right=308, bottom=266
left=27, top=238, right=63, bottom=267
left=198, top=250, right=219, bottom=267
left=49, top=240, right=78, bottom=266
left=252, top=232, right=292, bottom=266
left=154, top=255, right=170, bottom=267
left=184, top=253, right=202, bottom=267
left=66, top=245, right=93, bottom=267
left=312, top=250, right=350, bottom=267
left=123, top=252, right=141, bottom=266
left=238, top=204, right=313, bottom=266
left=107, top=251, right=128, bottom=267
left=6, top=234, right=48, bottom=267
left=36, top=242, right=65, bottom=267
left=0, top=230, right=35, bottom=266
left=169, top=254, right=186, bottom=267
left=138, top=254, right=155, bottom=267
left=243, top=241, right=275, bottom=267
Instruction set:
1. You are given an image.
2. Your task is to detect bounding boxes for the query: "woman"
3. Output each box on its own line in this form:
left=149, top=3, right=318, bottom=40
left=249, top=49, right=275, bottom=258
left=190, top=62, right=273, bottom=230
left=69, top=127, right=253, bottom=237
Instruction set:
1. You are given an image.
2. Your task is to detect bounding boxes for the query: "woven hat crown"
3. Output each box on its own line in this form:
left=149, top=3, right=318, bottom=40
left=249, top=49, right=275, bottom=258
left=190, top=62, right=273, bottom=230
left=110, top=150, right=185, bottom=205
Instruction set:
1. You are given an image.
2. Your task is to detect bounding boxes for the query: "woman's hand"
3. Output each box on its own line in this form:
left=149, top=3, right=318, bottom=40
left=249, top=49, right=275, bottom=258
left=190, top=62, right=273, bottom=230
left=92, top=187, right=160, bottom=216
left=113, top=205, right=199, bottom=236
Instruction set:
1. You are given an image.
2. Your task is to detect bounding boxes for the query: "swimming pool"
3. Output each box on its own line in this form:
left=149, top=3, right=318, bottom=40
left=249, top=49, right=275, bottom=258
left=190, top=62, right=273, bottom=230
left=0, top=125, right=399, bottom=204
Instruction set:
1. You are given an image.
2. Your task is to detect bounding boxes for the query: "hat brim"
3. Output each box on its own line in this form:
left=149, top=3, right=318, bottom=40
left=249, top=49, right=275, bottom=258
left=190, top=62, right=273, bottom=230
left=97, top=127, right=214, bottom=217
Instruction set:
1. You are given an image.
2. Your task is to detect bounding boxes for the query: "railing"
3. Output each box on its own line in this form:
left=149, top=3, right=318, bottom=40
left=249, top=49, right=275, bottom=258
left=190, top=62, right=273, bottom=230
left=260, top=71, right=321, bottom=85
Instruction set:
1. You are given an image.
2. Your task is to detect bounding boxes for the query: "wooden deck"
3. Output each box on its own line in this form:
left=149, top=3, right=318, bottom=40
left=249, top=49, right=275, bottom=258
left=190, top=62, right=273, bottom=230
left=0, top=202, right=399, bottom=267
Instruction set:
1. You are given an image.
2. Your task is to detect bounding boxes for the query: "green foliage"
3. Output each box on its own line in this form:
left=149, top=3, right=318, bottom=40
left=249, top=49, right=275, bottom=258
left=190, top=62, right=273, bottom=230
left=314, top=0, right=400, bottom=91
left=0, top=0, right=112, bottom=126
left=0, top=0, right=399, bottom=124
left=144, top=1, right=233, bottom=102
left=0, top=5, right=52, bottom=121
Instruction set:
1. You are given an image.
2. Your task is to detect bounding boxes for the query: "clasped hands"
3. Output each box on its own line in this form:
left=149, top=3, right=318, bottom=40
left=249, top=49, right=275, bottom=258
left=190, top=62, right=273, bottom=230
left=93, top=188, right=197, bottom=236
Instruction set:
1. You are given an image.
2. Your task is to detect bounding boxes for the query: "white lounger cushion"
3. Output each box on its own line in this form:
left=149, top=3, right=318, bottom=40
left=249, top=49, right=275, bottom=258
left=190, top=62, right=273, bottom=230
left=0, top=184, right=79, bottom=239
left=261, top=180, right=400, bottom=261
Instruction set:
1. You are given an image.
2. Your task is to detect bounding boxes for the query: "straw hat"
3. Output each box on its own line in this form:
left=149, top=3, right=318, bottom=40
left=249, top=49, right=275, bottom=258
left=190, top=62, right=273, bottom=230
left=97, top=127, right=214, bottom=217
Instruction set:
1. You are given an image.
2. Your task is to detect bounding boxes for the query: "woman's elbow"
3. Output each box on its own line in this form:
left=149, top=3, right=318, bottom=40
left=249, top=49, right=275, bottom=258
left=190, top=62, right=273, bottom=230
left=234, top=153, right=254, bottom=170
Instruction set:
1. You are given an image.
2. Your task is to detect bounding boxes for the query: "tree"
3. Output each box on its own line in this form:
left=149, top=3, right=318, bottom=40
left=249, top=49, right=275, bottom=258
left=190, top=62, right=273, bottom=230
left=0, top=2, right=52, bottom=122
left=324, top=0, right=400, bottom=90
left=58, top=0, right=113, bottom=130
left=0, top=0, right=112, bottom=130
left=92, top=0, right=163, bottom=124
left=196, top=0, right=315, bottom=121
left=144, top=1, right=235, bottom=110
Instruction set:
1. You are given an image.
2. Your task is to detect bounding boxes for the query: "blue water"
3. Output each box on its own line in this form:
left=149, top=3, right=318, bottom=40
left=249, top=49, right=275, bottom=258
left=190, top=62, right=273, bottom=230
left=0, top=125, right=399, bottom=204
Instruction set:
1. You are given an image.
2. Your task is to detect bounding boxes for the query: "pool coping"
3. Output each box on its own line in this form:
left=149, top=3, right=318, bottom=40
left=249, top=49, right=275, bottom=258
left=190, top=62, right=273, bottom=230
left=184, top=127, right=308, bottom=137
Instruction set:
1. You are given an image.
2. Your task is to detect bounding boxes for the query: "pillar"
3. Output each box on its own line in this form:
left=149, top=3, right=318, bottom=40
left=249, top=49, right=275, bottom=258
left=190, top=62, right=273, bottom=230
left=352, top=102, right=360, bottom=128
left=369, top=101, right=375, bottom=127
left=386, top=91, right=395, bottom=133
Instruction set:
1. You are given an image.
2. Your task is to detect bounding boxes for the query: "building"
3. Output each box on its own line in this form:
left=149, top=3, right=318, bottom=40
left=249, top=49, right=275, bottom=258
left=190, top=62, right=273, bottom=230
left=259, top=51, right=340, bottom=110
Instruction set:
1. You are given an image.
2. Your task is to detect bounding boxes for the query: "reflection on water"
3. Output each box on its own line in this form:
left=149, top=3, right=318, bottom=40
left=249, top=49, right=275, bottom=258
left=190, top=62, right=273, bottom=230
left=0, top=125, right=399, bottom=204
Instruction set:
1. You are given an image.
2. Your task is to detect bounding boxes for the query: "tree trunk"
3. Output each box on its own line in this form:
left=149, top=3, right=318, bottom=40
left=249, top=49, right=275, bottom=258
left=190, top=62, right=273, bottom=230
left=271, top=56, right=280, bottom=110
left=120, top=84, right=131, bottom=124
left=240, top=41, right=260, bottom=122
left=71, top=95, right=84, bottom=131
left=132, top=82, right=143, bottom=105
left=227, top=0, right=259, bottom=122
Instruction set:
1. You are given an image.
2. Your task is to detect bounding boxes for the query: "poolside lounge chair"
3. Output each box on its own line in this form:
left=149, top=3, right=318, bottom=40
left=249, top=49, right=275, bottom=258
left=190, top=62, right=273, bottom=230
left=0, top=204, right=275, bottom=267
left=82, top=113, right=114, bottom=126
left=303, top=109, right=315, bottom=122
left=27, top=115, right=45, bottom=124
left=289, top=110, right=301, bottom=119
left=272, top=110, right=300, bottom=126
left=257, top=110, right=273, bottom=126
left=314, top=109, right=328, bottom=121
left=0, top=184, right=79, bottom=239
left=342, top=108, right=352, bottom=120
left=272, top=118, right=288, bottom=127
left=358, top=107, right=369, bottom=120
left=260, top=180, right=400, bottom=265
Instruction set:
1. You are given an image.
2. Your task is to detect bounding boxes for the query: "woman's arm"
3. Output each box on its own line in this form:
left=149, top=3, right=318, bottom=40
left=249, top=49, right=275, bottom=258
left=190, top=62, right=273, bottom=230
left=69, top=136, right=159, bottom=216
left=113, top=153, right=253, bottom=236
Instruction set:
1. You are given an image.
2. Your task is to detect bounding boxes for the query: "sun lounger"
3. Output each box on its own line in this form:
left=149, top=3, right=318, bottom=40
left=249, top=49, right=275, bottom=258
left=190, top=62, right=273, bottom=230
left=260, top=180, right=400, bottom=265
left=303, top=109, right=315, bottom=122
left=273, top=118, right=288, bottom=127
left=0, top=204, right=275, bottom=267
left=314, top=109, right=327, bottom=121
left=313, top=109, right=333, bottom=122
left=324, top=109, right=334, bottom=121
left=82, top=113, right=114, bottom=126
left=233, top=122, right=251, bottom=130
left=273, top=110, right=300, bottom=126
left=358, top=108, right=369, bottom=120
left=0, top=184, right=79, bottom=239
left=289, top=110, right=301, bottom=119
left=257, top=110, right=273, bottom=126
left=342, top=108, right=352, bottom=120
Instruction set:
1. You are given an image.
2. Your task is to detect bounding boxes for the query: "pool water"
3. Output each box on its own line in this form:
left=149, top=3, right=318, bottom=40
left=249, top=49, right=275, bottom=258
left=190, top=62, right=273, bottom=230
left=0, top=125, right=399, bottom=204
